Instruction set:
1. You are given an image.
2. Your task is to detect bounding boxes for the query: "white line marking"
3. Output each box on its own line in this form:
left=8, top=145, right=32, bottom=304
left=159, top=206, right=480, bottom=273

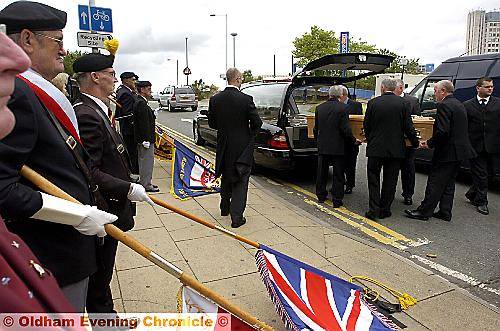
left=411, top=255, right=500, bottom=296
left=407, top=237, right=432, bottom=247
left=181, top=118, right=193, bottom=123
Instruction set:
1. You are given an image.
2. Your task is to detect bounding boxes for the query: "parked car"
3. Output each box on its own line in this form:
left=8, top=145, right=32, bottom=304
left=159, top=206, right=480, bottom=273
left=409, top=53, right=500, bottom=172
left=193, top=53, right=394, bottom=170
left=158, top=86, right=198, bottom=112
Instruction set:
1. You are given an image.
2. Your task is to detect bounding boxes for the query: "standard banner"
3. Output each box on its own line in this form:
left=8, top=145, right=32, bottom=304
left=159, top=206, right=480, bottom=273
left=170, top=139, right=220, bottom=200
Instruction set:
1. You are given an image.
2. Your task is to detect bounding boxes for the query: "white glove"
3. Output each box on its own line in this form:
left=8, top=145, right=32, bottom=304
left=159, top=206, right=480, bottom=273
left=32, top=193, right=117, bottom=237
left=142, top=141, right=150, bottom=149
left=127, top=183, right=154, bottom=206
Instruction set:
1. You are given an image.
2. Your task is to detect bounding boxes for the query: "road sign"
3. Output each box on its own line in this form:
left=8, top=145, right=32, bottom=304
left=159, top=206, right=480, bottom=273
left=78, top=5, right=113, bottom=33
left=77, top=32, right=112, bottom=48
left=340, top=31, right=349, bottom=54
left=183, top=67, right=191, bottom=75
left=425, top=63, right=435, bottom=73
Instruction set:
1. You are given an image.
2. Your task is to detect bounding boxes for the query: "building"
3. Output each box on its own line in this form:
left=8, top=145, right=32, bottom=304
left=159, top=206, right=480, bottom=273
left=466, top=10, right=500, bottom=55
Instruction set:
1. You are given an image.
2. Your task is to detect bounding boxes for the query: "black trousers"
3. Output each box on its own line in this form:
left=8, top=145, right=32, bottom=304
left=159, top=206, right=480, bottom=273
left=466, top=151, right=498, bottom=206
left=401, top=148, right=417, bottom=199
left=220, top=166, right=251, bottom=223
left=316, top=154, right=345, bottom=204
left=86, top=235, right=118, bottom=313
left=122, top=133, right=139, bottom=174
left=418, top=161, right=460, bottom=218
left=344, top=143, right=359, bottom=188
left=367, top=157, right=402, bottom=216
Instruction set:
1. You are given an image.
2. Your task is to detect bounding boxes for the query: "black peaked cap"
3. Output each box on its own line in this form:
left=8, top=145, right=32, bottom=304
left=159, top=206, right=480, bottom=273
left=136, top=80, right=152, bottom=88
left=0, top=1, right=67, bottom=34
left=73, top=53, right=114, bottom=73
left=120, top=71, right=138, bottom=80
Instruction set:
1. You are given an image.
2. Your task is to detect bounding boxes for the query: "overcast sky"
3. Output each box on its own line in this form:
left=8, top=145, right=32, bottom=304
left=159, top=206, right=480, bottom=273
left=1, top=0, right=498, bottom=91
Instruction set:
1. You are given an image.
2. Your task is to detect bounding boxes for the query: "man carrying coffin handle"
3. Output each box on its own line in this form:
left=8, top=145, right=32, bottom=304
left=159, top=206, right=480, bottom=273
left=406, top=80, right=476, bottom=222
left=72, top=48, right=154, bottom=313
left=0, top=1, right=117, bottom=312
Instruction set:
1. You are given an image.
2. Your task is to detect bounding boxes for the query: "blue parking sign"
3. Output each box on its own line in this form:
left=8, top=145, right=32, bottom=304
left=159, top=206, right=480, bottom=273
left=78, top=5, right=113, bottom=33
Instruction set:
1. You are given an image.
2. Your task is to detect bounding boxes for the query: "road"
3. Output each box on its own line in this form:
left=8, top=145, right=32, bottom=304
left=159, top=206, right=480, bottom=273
left=154, top=102, right=500, bottom=309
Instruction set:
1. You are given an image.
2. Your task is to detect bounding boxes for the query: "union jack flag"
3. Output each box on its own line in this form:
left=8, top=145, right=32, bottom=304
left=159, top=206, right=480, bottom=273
left=256, top=245, right=396, bottom=331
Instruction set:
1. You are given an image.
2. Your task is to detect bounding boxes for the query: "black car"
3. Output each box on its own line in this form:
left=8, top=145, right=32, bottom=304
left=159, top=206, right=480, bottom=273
left=193, top=53, right=394, bottom=170
left=409, top=53, right=500, bottom=171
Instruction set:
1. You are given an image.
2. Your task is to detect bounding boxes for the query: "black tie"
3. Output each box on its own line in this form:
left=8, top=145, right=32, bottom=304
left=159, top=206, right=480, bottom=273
left=480, top=99, right=487, bottom=108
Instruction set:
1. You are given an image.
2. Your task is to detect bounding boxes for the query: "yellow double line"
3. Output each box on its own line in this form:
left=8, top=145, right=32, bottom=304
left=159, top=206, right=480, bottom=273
left=277, top=181, right=417, bottom=250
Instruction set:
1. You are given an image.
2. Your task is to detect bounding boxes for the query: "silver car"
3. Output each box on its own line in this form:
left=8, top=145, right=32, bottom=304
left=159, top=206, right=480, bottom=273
left=158, top=86, right=198, bottom=112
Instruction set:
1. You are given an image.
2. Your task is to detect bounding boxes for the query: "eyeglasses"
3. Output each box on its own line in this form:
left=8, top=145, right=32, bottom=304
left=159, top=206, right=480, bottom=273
left=33, top=32, right=64, bottom=48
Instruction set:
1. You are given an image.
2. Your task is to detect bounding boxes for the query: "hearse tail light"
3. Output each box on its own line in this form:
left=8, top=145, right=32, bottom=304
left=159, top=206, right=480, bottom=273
left=268, top=133, right=289, bottom=150
left=170, top=94, right=176, bottom=101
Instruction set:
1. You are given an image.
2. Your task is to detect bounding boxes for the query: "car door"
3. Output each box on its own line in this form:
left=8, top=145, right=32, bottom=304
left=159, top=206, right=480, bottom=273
left=197, top=109, right=216, bottom=144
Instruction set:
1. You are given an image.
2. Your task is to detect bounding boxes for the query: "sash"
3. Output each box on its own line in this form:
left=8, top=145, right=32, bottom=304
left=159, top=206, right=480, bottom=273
left=18, top=70, right=81, bottom=144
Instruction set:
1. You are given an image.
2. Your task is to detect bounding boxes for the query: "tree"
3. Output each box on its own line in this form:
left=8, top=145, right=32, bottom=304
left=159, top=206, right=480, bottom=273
left=242, top=70, right=254, bottom=83
left=63, top=50, right=85, bottom=76
left=292, top=26, right=338, bottom=67
left=191, top=79, right=219, bottom=100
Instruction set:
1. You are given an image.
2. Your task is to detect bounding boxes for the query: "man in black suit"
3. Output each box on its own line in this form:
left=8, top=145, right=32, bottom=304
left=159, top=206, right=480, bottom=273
left=395, top=79, right=421, bottom=205
left=314, top=85, right=358, bottom=207
left=0, top=1, right=117, bottom=311
left=406, top=80, right=476, bottom=221
left=208, top=68, right=262, bottom=228
left=363, top=79, right=419, bottom=220
left=464, top=77, right=500, bottom=215
left=116, top=72, right=139, bottom=173
left=134, top=81, right=159, bottom=192
left=72, top=53, right=154, bottom=313
left=339, top=85, right=363, bottom=194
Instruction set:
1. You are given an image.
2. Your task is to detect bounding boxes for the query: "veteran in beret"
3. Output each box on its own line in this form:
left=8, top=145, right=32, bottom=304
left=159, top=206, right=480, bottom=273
left=0, top=1, right=117, bottom=312
left=72, top=43, right=154, bottom=314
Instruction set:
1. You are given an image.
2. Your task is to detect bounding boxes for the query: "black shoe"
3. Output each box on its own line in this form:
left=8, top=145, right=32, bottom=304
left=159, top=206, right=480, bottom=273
left=404, top=209, right=429, bottom=221
left=403, top=197, right=413, bottom=206
left=379, top=210, right=392, bottom=219
left=433, top=210, right=451, bottom=222
left=477, top=205, right=489, bottom=215
left=317, top=197, right=326, bottom=203
left=221, top=209, right=229, bottom=217
left=465, top=190, right=476, bottom=204
left=152, top=184, right=159, bottom=189
left=145, top=186, right=160, bottom=193
left=364, top=211, right=379, bottom=221
left=231, top=217, right=246, bottom=228
left=344, top=186, right=353, bottom=194
left=332, top=201, right=343, bottom=208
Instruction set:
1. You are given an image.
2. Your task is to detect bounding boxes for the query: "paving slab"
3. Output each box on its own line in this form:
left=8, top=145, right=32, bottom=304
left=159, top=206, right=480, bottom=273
left=329, top=249, right=453, bottom=300
left=115, top=227, right=184, bottom=271
left=151, top=193, right=202, bottom=214
left=325, top=233, right=373, bottom=258
left=111, top=269, right=120, bottom=300
left=406, top=289, right=500, bottom=330
left=282, top=226, right=327, bottom=255
left=176, top=235, right=257, bottom=283
left=133, top=202, right=164, bottom=230
left=203, top=272, right=267, bottom=300
left=231, top=290, right=284, bottom=331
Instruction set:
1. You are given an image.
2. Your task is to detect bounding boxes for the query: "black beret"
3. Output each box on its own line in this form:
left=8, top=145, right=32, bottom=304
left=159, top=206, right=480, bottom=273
left=120, top=71, right=138, bottom=80
left=0, top=1, right=67, bottom=34
left=73, top=53, right=114, bottom=73
left=136, top=80, right=152, bottom=88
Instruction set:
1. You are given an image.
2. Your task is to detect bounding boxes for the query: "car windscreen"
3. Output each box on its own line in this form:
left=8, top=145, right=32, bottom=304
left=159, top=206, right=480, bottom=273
left=289, top=85, right=332, bottom=115
left=241, top=84, right=287, bottom=120
left=176, top=88, right=194, bottom=94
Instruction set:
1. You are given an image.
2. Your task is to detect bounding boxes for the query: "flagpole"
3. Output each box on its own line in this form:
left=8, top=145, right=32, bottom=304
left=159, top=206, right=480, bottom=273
left=20, top=165, right=273, bottom=331
left=150, top=196, right=260, bottom=248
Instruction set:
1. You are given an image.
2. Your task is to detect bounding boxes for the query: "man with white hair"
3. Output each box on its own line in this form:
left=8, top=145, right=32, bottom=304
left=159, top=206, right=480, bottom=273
left=363, top=78, right=419, bottom=220
left=338, top=85, right=363, bottom=194
left=314, top=85, right=357, bottom=207
left=406, top=80, right=476, bottom=221
left=394, top=79, right=421, bottom=205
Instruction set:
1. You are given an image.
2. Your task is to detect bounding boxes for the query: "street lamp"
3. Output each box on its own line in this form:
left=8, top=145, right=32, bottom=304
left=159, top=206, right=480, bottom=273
left=230, top=32, right=237, bottom=67
left=210, top=13, right=228, bottom=80
left=185, top=37, right=189, bottom=86
left=399, top=57, right=408, bottom=80
left=167, top=58, right=179, bottom=86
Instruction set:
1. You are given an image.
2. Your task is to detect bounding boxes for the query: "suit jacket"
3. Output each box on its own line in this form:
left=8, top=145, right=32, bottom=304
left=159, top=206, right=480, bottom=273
left=314, top=99, right=355, bottom=155
left=208, top=87, right=263, bottom=180
left=427, top=95, right=476, bottom=163
left=0, top=78, right=97, bottom=287
left=464, top=96, right=500, bottom=154
left=403, top=93, right=421, bottom=116
left=0, top=218, right=75, bottom=312
left=115, top=85, right=136, bottom=136
left=345, top=98, right=363, bottom=115
left=363, top=92, right=419, bottom=158
left=74, top=94, right=135, bottom=231
left=133, top=96, right=156, bottom=144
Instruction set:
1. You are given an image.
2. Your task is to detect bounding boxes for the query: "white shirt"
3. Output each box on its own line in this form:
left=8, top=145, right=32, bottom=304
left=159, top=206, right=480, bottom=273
left=81, top=93, right=110, bottom=119
left=477, top=95, right=490, bottom=105
left=225, top=85, right=239, bottom=90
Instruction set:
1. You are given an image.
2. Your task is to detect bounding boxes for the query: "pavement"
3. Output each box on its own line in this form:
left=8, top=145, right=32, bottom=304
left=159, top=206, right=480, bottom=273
left=110, top=154, right=500, bottom=330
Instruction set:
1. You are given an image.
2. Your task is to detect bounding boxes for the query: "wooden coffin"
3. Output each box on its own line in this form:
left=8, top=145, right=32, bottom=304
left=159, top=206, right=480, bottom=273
left=306, top=114, right=435, bottom=146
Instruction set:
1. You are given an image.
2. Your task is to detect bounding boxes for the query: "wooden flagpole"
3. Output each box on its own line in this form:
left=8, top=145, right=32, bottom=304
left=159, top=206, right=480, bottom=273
left=20, top=165, right=273, bottom=331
